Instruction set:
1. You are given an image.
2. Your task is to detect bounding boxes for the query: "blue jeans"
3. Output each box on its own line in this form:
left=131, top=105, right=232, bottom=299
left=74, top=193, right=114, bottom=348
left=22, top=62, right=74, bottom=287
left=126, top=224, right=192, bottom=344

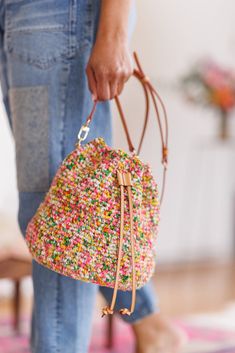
left=0, top=1, right=158, bottom=352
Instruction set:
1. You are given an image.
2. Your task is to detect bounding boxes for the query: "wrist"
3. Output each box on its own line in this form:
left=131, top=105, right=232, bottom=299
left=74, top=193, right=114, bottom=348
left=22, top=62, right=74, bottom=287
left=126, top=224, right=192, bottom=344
left=96, top=28, right=129, bottom=46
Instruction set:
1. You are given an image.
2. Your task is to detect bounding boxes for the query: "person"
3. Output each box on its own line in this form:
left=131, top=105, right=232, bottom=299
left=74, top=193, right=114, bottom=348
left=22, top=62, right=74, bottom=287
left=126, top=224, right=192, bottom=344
left=0, top=1, right=186, bottom=352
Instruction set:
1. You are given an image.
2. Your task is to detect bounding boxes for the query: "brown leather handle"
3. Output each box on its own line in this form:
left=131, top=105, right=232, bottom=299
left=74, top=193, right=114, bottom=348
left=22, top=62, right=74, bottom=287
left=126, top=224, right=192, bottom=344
left=113, top=68, right=151, bottom=154
left=82, top=71, right=149, bottom=154
left=81, top=52, right=169, bottom=203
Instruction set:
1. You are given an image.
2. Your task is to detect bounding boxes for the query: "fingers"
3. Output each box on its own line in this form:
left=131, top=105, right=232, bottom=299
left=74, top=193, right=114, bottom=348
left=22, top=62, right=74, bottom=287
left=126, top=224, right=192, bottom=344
left=86, top=42, right=133, bottom=101
left=86, top=60, right=132, bottom=101
left=95, top=71, right=111, bottom=101
left=86, top=66, right=98, bottom=101
left=109, top=78, right=119, bottom=100
left=93, top=70, right=130, bottom=101
left=116, top=74, right=126, bottom=96
left=110, top=71, right=128, bottom=98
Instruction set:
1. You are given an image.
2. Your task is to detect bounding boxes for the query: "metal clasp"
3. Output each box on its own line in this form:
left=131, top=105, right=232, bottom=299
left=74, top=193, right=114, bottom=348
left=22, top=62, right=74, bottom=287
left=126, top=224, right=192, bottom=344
left=77, top=125, right=90, bottom=145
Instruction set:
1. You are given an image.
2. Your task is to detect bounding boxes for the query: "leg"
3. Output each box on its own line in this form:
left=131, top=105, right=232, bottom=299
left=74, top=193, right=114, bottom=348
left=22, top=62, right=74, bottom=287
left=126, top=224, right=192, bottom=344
left=133, top=315, right=187, bottom=353
left=1, top=1, right=106, bottom=352
left=31, top=261, right=98, bottom=353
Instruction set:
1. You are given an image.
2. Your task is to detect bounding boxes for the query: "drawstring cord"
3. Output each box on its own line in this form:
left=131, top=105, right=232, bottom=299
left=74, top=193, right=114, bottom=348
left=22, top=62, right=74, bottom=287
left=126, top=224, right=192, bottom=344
left=121, top=184, right=136, bottom=315
left=102, top=171, right=136, bottom=317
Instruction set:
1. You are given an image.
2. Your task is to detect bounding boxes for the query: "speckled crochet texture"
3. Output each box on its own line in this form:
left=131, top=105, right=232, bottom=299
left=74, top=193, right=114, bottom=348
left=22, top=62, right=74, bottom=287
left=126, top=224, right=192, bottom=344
left=26, top=137, right=160, bottom=290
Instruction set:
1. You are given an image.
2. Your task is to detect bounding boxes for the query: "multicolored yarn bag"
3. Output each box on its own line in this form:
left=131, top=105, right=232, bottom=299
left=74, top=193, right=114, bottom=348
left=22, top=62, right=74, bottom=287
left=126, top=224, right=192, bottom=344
left=25, top=53, right=168, bottom=317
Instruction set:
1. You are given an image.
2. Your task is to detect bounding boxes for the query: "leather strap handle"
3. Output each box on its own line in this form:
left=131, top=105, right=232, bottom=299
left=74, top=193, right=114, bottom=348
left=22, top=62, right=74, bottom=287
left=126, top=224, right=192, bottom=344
left=78, top=52, right=169, bottom=203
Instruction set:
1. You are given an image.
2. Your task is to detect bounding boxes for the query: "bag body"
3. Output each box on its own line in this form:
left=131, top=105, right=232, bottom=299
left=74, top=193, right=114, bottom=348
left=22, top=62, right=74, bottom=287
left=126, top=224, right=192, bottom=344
left=25, top=53, right=168, bottom=315
left=26, top=137, right=159, bottom=290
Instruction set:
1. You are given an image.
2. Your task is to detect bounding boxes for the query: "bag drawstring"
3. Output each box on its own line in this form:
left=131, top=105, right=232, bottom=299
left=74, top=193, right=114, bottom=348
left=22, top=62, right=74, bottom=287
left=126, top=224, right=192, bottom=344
left=102, top=171, right=136, bottom=317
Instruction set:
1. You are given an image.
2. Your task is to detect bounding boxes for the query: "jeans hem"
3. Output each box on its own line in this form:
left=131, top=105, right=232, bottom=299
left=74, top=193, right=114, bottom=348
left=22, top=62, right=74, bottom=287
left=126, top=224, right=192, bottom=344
left=120, top=306, right=160, bottom=324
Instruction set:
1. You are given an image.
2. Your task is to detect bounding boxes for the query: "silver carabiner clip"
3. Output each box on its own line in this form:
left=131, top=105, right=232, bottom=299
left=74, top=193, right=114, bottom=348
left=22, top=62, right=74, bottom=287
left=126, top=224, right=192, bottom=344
left=77, top=125, right=90, bottom=145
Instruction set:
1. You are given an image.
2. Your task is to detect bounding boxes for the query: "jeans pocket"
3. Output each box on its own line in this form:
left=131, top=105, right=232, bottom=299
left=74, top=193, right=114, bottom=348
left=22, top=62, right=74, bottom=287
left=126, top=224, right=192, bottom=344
left=4, top=0, right=70, bottom=69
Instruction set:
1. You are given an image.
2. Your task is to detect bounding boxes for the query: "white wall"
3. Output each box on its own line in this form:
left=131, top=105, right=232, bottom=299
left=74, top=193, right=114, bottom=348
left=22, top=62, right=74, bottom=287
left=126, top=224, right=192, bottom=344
left=0, top=0, right=235, bottom=264
left=113, top=0, right=235, bottom=262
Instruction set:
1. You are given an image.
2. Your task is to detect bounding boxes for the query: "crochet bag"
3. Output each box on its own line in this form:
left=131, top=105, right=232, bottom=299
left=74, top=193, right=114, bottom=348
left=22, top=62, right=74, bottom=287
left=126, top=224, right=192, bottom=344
left=25, top=53, right=168, bottom=317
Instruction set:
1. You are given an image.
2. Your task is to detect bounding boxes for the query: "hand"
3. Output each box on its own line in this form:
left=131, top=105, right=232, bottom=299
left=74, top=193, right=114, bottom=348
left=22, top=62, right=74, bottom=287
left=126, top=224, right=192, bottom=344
left=86, top=38, right=133, bottom=101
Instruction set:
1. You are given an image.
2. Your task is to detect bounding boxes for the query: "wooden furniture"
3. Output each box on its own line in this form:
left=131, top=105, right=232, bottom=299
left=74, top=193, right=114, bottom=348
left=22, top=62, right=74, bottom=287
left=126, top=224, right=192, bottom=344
left=0, top=254, right=32, bottom=332
left=106, top=315, right=114, bottom=348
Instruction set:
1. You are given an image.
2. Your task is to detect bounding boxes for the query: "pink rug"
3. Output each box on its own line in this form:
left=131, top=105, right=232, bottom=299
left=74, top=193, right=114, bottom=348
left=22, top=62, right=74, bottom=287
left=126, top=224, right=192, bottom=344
left=0, top=315, right=235, bottom=353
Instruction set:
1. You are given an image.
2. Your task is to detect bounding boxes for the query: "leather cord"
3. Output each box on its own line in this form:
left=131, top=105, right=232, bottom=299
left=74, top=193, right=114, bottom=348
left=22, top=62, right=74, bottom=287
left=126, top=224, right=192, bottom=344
left=102, top=171, right=136, bottom=317
left=114, top=96, right=136, bottom=153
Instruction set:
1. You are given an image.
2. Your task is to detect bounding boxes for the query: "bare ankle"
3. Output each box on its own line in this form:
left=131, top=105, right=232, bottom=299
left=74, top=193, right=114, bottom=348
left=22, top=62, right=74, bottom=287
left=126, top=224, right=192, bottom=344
left=132, top=313, right=188, bottom=353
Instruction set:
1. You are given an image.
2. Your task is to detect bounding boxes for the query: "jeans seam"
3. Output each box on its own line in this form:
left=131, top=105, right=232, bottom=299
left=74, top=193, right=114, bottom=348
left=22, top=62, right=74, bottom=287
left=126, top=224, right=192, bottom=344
left=85, top=0, right=93, bottom=45
left=55, top=275, right=61, bottom=353
left=6, top=50, right=68, bottom=70
left=68, top=0, right=77, bottom=58
left=77, top=282, right=84, bottom=353
left=6, top=25, right=66, bottom=33
left=58, top=60, right=71, bottom=164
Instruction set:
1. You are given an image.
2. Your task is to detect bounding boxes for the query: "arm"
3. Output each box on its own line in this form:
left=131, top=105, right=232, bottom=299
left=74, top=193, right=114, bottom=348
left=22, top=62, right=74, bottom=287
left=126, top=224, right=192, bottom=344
left=86, top=0, right=133, bottom=101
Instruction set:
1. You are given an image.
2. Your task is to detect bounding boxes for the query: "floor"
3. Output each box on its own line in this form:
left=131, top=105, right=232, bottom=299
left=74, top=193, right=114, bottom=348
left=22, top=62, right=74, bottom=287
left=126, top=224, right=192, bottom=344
left=152, top=261, right=235, bottom=316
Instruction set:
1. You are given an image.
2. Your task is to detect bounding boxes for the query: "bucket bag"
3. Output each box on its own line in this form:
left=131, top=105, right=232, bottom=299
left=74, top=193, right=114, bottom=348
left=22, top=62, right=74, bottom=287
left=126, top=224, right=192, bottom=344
left=25, top=53, right=168, bottom=317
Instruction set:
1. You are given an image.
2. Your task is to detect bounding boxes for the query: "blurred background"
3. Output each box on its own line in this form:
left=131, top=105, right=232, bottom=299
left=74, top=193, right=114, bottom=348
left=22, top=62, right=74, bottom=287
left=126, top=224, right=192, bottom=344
left=0, top=0, right=235, bottom=352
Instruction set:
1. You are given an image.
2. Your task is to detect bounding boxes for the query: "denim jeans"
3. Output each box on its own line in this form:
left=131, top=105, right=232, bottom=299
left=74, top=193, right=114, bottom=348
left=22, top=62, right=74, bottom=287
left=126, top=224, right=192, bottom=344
left=0, top=1, right=158, bottom=352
